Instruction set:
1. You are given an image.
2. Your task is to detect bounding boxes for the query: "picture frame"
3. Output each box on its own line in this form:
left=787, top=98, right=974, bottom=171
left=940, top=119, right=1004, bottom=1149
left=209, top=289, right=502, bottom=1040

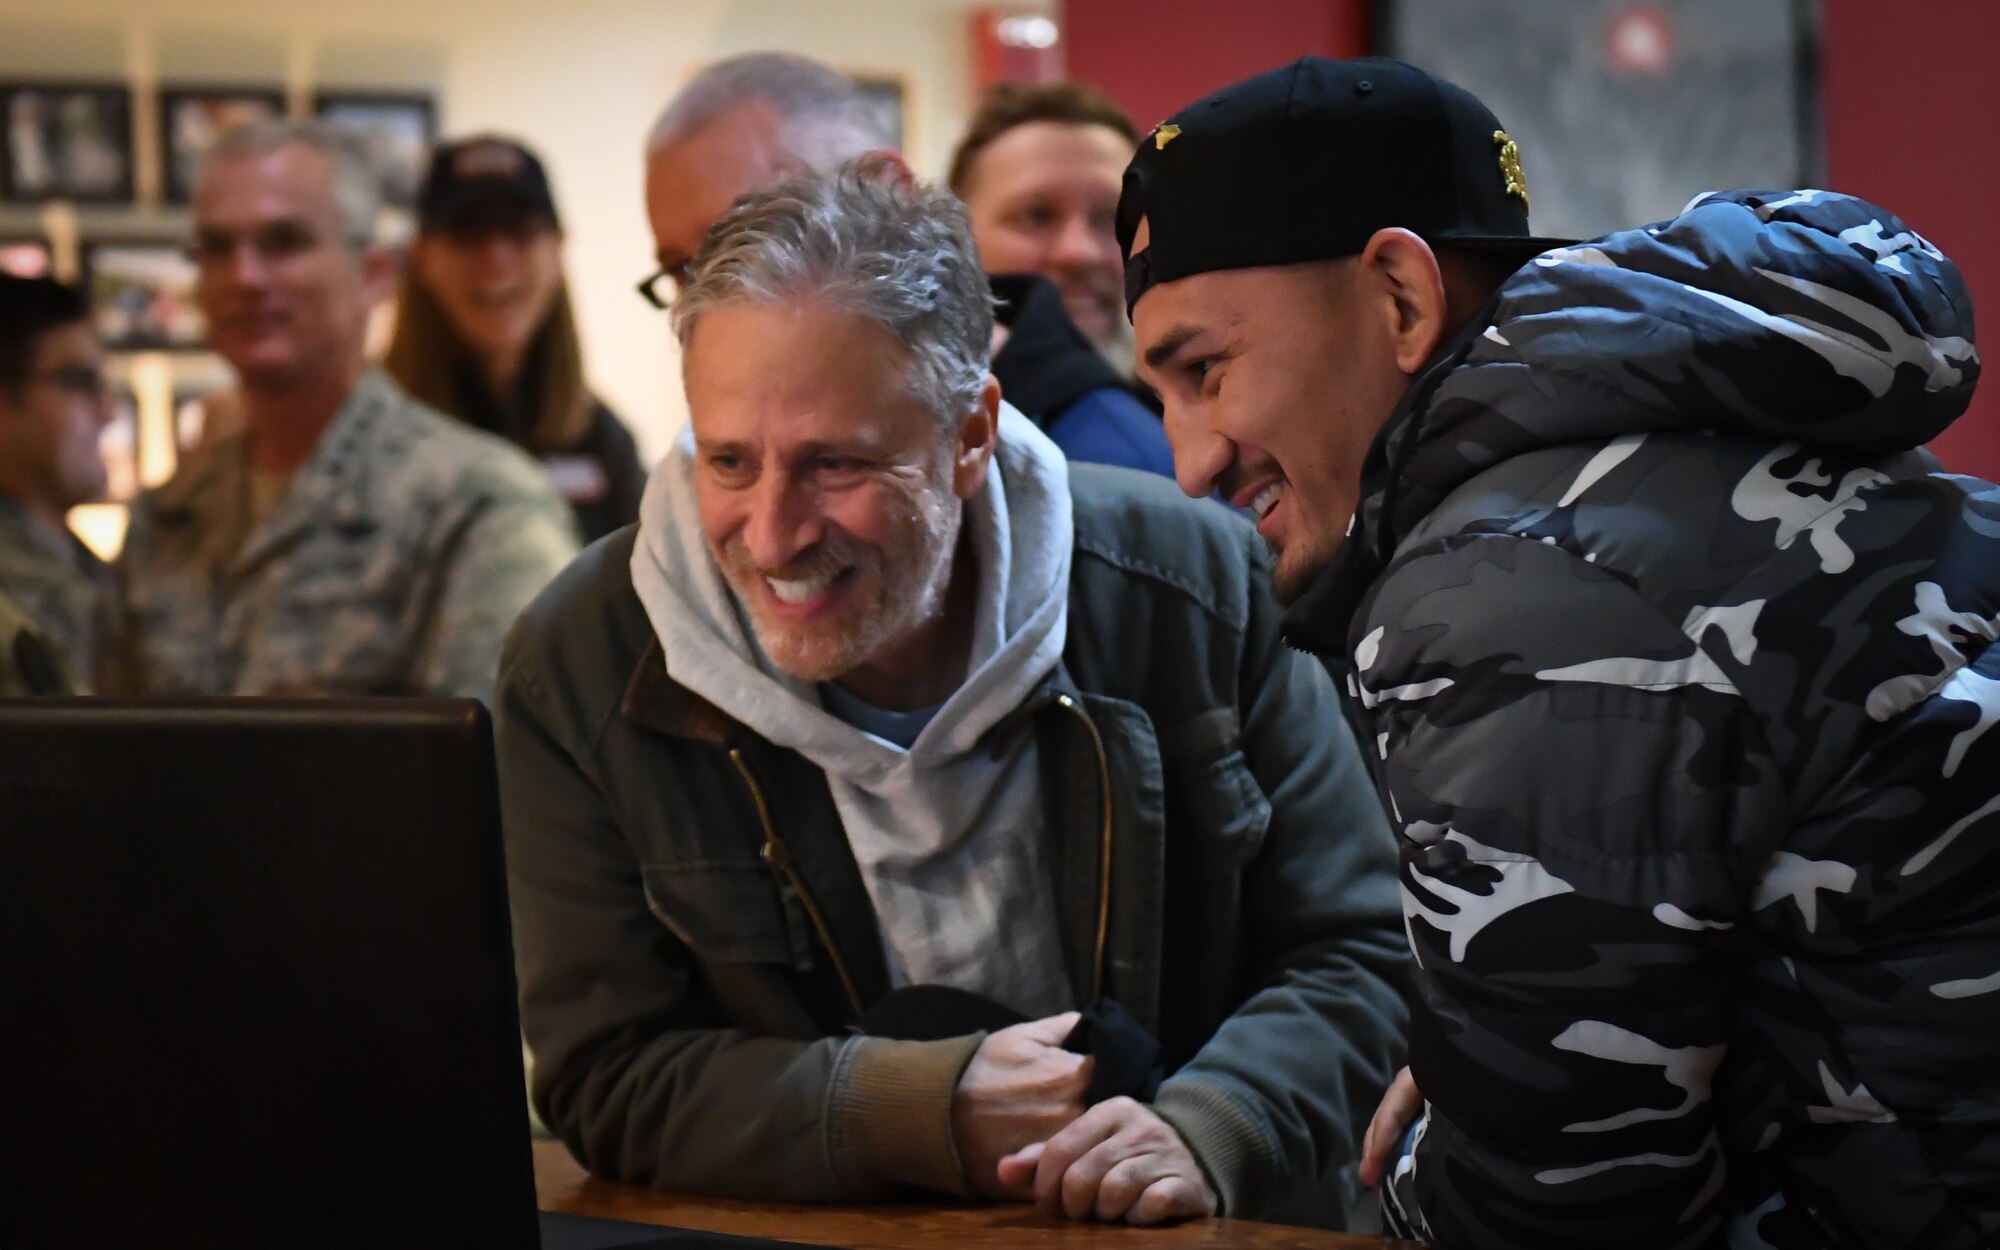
left=81, top=239, right=207, bottom=352
left=0, top=80, right=135, bottom=204
left=851, top=74, right=906, bottom=151
left=0, top=235, right=54, bottom=279
left=159, top=84, right=288, bottom=205
left=1378, top=0, right=1822, bottom=241
left=312, top=89, right=437, bottom=210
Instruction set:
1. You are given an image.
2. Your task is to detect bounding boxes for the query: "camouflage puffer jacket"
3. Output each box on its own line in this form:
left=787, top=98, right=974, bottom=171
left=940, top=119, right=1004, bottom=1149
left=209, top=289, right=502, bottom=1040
left=1283, top=189, right=1994, bottom=1249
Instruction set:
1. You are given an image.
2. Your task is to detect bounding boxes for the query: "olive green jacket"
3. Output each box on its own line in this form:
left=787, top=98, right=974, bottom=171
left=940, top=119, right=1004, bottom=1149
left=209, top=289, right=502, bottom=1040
left=496, top=466, right=1407, bottom=1224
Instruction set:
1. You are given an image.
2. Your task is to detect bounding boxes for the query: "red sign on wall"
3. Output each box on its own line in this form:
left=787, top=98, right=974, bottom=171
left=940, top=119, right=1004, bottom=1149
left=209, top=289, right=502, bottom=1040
left=971, top=8, right=1065, bottom=89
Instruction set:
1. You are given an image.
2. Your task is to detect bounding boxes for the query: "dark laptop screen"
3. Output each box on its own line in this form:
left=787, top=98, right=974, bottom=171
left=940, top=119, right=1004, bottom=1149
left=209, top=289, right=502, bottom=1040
left=0, top=699, right=538, bottom=1250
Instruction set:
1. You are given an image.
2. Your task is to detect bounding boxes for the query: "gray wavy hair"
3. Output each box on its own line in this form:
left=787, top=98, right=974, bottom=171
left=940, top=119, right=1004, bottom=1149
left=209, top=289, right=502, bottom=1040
left=671, top=159, right=994, bottom=430
left=202, top=118, right=383, bottom=248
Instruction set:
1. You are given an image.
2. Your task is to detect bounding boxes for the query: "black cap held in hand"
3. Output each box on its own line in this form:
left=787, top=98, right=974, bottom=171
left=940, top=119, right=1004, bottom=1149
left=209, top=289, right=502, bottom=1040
left=1118, top=56, right=1570, bottom=315
left=417, top=135, right=561, bottom=234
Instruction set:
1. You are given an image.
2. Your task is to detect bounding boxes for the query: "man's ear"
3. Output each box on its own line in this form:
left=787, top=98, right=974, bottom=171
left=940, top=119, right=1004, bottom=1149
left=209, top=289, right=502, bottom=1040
left=953, top=373, right=1002, bottom=499
left=1359, top=227, right=1449, bottom=376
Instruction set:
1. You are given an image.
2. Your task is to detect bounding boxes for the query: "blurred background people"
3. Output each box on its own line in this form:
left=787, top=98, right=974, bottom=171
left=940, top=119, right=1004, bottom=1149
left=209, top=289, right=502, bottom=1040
left=948, top=81, right=1168, bottom=475
left=642, top=52, right=892, bottom=301
left=643, top=52, right=1172, bottom=478
left=387, top=136, right=646, bottom=543
left=118, top=119, right=577, bottom=702
left=949, top=82, right=1138, bottom=375
left=0, top=274, right=117, bottom=693
left=7, top=1, right=1985, bottom=495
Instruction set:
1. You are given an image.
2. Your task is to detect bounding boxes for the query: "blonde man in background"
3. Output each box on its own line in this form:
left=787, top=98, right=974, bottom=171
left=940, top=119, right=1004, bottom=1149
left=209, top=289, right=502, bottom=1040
left=948, top=81, right=1139, bottom=374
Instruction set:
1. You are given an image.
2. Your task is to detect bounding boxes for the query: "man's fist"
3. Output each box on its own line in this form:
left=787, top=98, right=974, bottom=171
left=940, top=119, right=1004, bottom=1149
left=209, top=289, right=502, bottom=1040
left=950, top=1012, right=1092, bottom=1199
left=998, top=1096, right=1217, bottom=1225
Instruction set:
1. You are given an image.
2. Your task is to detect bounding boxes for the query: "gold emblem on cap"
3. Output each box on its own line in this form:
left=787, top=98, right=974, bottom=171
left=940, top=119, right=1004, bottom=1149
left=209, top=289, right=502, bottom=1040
left=1153, top=123, right=1182, bottom=150
left=1493, top=130, right=1528, bottom=207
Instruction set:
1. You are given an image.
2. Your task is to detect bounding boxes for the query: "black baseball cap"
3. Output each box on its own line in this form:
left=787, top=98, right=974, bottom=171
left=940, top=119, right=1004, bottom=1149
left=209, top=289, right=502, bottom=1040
left=1118, top=56, right=1570, bottom=315
left=416, top=135, right=561, bottom=233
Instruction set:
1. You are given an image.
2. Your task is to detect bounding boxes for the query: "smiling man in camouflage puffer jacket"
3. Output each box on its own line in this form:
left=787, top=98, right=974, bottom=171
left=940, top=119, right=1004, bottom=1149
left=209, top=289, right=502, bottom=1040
left=1122, top=56, right=1994, bottom=1250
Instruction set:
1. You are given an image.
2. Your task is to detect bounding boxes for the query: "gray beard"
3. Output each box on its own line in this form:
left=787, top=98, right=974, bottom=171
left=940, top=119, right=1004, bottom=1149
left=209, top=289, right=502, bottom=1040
left=1089, top=316, right=1138, bottom=380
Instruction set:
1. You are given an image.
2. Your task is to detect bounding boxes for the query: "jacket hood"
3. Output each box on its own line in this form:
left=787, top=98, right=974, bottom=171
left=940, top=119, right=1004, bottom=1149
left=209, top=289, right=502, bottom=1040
left=1286, top=187, right=1981, bottom=653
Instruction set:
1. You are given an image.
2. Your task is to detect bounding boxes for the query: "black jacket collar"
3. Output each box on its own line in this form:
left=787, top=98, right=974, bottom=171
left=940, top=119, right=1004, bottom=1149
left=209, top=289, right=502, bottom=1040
left=989, top=273, right=1128, bottom=425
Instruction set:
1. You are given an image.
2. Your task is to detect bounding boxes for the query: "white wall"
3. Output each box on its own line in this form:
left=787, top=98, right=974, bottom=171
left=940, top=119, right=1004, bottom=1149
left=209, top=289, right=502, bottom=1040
left=1, top=0, right=1050, bottom=463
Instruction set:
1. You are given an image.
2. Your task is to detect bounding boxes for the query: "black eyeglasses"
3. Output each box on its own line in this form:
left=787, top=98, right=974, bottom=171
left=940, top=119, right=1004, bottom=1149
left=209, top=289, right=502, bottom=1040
left=635, top=260, right=692, bottom=311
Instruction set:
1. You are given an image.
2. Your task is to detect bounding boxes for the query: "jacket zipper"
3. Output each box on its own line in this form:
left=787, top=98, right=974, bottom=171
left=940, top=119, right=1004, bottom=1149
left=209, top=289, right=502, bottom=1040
left=1053, top=693, right=1114, bottom=1003
left=727, top=747, right=866, bottom=1019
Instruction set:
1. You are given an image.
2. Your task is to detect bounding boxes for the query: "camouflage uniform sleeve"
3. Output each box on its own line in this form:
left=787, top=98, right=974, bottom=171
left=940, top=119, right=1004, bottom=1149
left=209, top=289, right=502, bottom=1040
left=0, top=587, right=76, bottom=696
left=1360, top=532, right=1787, bottom=1250
left=416, top=476, right=580, bottom=704
left=1152, top=531, right=1410, bottom=1222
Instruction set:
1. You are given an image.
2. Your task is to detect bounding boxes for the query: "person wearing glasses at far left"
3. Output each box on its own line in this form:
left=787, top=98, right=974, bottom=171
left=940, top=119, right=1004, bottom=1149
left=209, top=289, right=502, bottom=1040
left=0, top=274, right=118, bottom=694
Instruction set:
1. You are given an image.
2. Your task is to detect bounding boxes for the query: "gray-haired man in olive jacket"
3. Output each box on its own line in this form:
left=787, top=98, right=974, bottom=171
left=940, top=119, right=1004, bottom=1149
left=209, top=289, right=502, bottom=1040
left=496, top=161, right=1404, bottom=1228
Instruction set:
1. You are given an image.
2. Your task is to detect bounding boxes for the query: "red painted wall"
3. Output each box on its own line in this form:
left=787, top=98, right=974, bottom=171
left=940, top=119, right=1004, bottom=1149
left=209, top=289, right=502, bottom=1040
left=1820, top=0, right=1997, bottom=478
left=1067, top=0, right=1998, bottom=478
left=1063, top=0, right=1370, bottom=130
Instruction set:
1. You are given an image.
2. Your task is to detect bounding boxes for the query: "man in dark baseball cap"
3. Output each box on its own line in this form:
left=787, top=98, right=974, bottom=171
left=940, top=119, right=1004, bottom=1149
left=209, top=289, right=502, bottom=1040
left=1120, top=55, right=1562, bottom=604
left=1122, top=55, right=1995, bottom=1250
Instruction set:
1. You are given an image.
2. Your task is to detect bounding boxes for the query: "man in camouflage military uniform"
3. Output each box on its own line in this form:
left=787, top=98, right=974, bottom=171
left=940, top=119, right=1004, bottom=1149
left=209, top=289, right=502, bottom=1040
left=120, top=120, right=577, bottom=703
left=0, top=274, right=118, bottom=693
left=1122, top=58, right=1996, bottom=1248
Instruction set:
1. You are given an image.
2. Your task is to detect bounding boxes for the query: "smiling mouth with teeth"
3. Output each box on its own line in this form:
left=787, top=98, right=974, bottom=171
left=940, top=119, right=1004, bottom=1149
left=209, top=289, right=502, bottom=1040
left=765, top=568, right=851, bottom=605
left=1249, top=482, right=1284, bottom=522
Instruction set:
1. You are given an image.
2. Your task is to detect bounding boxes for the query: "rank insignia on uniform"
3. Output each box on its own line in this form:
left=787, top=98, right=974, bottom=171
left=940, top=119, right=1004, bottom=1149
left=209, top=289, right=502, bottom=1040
left=1493, top=130, right=1528, bottom=207
left=1153, top=123, right=1182, bottom=150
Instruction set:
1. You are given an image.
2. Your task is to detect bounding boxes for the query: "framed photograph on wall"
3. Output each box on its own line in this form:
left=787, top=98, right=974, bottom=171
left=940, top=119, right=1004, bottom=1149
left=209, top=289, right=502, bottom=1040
left=81, top=240, right=207, bottom=352
left=0, top=235, right=53, bottom=279
left=1380, top=0, right=1821, bottom=241
left=313, top=90, right=436, bottom=209
left=0, top=81, right=134, bottom=204
left=159, top=85, right=288, bottom=204
left=851, top=74, right=907, bottom=151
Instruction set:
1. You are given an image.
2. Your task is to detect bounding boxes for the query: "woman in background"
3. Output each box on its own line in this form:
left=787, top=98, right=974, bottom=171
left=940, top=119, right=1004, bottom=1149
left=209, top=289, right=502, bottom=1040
left=386, top=135, right=645, bottom=542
